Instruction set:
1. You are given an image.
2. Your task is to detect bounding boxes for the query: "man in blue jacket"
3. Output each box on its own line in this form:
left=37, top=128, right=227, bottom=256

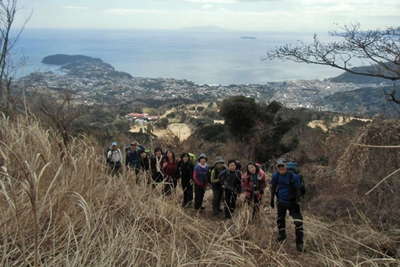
left=270, top=160, right=304, bottom=252
left=126, top=141, right=140, bottom=173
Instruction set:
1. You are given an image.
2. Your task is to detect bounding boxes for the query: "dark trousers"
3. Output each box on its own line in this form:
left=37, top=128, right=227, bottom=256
left=246, top=194, right=261, bottom=219
left=194, top=184, right=205, bottom=210
left=152, top=172, right=163, bottom=183
left=212, top=183, right=223, bottom=215
left=277, top=202, right=304, bottom=245
left=224, top=189, right=237, bottom=219
left=181, top=179, right=193, bottom=207
left=163, top=176, right=178, bottom=196
left=109, top=162, right=121, bottom=177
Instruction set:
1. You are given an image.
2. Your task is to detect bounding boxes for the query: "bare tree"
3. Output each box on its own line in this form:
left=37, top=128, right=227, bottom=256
left=38, top=92, right=85, bottom=146
left=267, top=24, right=400, bottom=103
left=0, top=0, right=29, bottom=113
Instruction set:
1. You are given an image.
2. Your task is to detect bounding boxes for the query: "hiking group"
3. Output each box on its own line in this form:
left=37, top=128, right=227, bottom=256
left=106, top=141, right=306, bottom=252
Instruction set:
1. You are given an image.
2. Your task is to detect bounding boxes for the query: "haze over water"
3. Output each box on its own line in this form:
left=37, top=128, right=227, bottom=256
left=16, top=29, right=341, bottom=85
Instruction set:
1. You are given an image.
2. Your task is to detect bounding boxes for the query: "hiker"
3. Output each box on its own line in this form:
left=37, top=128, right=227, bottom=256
left=236, top=160, right=242, bottom=172
left=178, top=153, right=194, bottom=207
left=219, top=160, right=242, bottom=219
left=126, top=141, right=140, bottom=173
left=242, top=162, right=267, bottom=219
left=106, top=142, right=123, bottom=176
left=137, top=149, right=151, bottom=182
left=193, top=154, right=209, bottom=211
left=210, top=157, right=226, bottom=216
left=162, top=150, right=179, bottom=196
left=151, top=147, right=164, bottom=184
left=138, top=150, right=150, bottom=171
left=270, top=160, right=305, bottom=252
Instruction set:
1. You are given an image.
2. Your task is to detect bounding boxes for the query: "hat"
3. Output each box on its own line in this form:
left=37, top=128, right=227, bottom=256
left=276, top=159, right=286, bottom=167
left=131, top=141, right=138, bottom=145
left=214, top=156, right=225, bottom=165
left=198, top=153, right=208, bottom=161
left=111, top=142, right=117, bottom=146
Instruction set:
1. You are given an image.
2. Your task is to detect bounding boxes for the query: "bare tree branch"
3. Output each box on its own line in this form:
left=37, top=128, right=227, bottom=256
left=267, top=24, right=400, bottom=91
left=38, top=92, right=86, bottom=146
left=0, top=0, right=30, bottom=114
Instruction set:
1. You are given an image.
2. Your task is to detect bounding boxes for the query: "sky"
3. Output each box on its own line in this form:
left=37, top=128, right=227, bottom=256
left=17, top=0, right=400, bottom=32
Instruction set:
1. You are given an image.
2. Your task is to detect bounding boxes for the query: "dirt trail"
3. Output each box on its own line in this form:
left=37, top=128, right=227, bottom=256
left=130, top=123, right=192, bottom=142
left=308, top=116, right=371, bottom=132
left=168, top=123, right=192, bottom=142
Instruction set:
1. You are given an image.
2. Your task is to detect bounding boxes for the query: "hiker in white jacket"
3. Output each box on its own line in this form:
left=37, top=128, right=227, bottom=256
left=107, top=142, right=123, bottom=176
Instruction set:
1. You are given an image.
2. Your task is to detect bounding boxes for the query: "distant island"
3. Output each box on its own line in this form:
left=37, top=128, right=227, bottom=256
left=42, top=54, right=103, bottom=65
left=240, top=36, right=257, bottom=40
left=41, top=54, right=133, bottom=80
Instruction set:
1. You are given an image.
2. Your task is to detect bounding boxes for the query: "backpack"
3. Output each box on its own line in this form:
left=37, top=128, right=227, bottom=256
left=288, top=172, right=306, bottom=201
left=277, top=172, right=306, bottom=202
left=210, top=166, right=225, bottom=184
left=297, top=174, right=306, bottom=198
left=188, top=153, right=197, bottom=165
left=105, top=147, right=112, bottom=163
left=287, top=162, right=306, bottom=199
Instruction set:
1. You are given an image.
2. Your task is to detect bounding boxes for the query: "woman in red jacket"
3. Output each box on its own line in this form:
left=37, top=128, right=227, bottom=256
left=242, top=162, right=267, bottom=219
left=162, top=150, right=179, bottom=196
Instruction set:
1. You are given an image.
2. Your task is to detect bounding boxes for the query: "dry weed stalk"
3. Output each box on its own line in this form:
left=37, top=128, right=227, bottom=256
left=0, top=115, right=399, bottom=266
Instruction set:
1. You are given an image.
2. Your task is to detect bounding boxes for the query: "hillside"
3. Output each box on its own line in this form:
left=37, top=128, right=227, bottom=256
left=1, top=115, right=400, bottom=266
left=324, top=86, right=400, bottom=117
left=329, top=64, right=398, bottom=84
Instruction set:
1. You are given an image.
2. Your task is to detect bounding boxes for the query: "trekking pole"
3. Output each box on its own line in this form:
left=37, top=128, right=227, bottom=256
left=149, top=134, right=154, bottom=186
left=252, top=176, right=259, bottom=220
left=252, top=183, right=257, bottom=220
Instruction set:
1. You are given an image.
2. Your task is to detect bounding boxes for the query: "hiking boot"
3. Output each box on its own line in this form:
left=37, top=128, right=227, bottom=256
left=296, top=243, right=305, bottom=252
left=182, top=203, right=192, bottom=208
left=277, top=233, right=287, bottom=243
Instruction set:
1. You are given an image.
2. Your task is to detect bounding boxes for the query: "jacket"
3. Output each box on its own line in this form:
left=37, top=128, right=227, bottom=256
left=242, top=169, right=267, bottom=200
left=210, top=166, right=226, bottom=184
left=193, top=164, right=209, bottom=188
left=271, top=171, right=302, bottom=204
left=219, top=169, right=242, bottom=194
left=107, top=149, right=122, bottom=163
left=178, top=161, right=194, bottom=186
left=126, top=149, right=140, bottom=168
left=163, top=160, right=179, bottom=179
left=139, top=156, right=150, bottom=171
left=151, top=156, right=163, bottom=174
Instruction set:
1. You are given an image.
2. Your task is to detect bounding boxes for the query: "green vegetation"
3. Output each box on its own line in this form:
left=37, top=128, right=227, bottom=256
left=42, top=54, right=102, bottom=65
left=220, top=96, right=258, bottom=140
left=219, top=96, right=299, bottom=163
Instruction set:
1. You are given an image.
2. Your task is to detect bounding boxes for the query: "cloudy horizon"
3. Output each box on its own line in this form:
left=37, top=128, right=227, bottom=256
left=17, top=0, right=400, bottom=32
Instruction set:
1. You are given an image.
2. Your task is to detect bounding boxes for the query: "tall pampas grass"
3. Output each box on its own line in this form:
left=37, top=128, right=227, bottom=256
left=0, top=114, right=399, bottom=266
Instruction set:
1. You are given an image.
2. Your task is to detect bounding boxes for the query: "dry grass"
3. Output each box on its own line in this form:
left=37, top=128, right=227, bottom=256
left=0, top=114, right=399, bottom=266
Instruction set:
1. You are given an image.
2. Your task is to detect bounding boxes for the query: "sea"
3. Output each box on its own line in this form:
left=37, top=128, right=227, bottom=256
left=14, top=28, right=342, bottom=85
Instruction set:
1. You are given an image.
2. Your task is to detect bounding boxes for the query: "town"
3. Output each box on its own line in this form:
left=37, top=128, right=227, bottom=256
left=17, top=54, right=386, bottom=114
